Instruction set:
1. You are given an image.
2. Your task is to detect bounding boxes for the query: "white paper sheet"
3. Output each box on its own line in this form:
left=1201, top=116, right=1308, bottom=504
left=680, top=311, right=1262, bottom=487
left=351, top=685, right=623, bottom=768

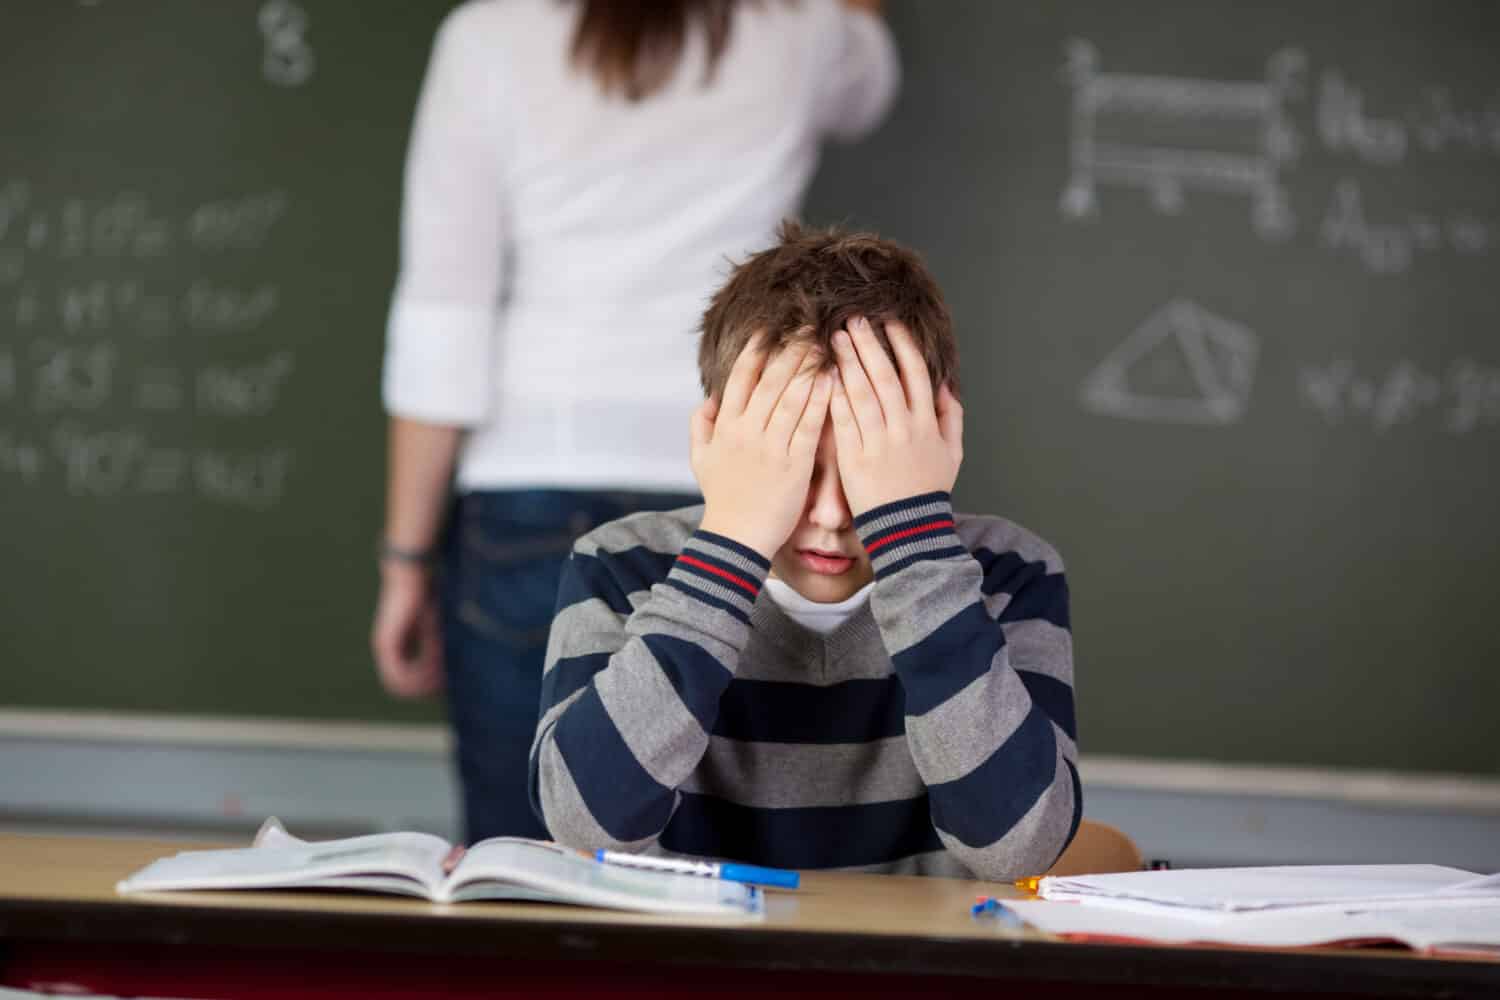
left=1039, top=864, right=1500, bottom=913
left=1006, top=898, right=1500, bottom=956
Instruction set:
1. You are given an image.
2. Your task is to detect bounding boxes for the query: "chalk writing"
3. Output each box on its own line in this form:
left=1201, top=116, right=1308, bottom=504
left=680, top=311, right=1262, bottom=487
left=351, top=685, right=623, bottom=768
left=186, top=191, right=287, bottom=251
left=0, top=188, right=287, bottom=260
left=1299, top=359, right=1500, bottom=433
left=51, top=422, right=147, bottom=496
left=1320, top=178, right=1493, bottom=273
left=137, top=447, right=186, bottom=494
left=196, top=352, right=294, bottom=417
left=194, top=447, right=291, bottom=509
left=183, top=281, right=279, bottom=334
left=259, top=1, right=315, bottom=88
left=1318, top=72, right=1407, bottom=165
left=31, top=342, right=116, bottom=411
left=1319, top=72, right=1500, bottom=165
left=4, top=420, right=294, bottom=508
left=1, top=181, right=297, bottom=509
left=1445, top=360, right=1500, bottom=433
left=0, top=430, right=43, bottom=487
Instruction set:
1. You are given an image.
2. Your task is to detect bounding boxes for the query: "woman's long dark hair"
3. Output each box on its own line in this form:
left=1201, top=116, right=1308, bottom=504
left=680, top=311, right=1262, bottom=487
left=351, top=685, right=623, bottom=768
left=570, top=0, right=739, bottom=101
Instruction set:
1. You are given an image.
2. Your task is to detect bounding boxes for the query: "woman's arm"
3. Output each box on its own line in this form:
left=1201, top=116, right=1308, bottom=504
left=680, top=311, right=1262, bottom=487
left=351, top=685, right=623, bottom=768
left=373, top=6, right=509, bottom=696
left=370, top=416, right=462, bottom=698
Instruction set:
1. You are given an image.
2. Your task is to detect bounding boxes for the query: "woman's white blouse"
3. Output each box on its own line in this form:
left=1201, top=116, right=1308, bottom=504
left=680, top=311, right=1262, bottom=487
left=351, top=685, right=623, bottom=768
left=383, top=0, right=899, bottom=492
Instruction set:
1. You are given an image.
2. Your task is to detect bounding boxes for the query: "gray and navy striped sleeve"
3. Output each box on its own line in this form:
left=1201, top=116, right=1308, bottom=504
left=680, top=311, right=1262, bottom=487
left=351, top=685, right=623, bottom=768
left=528, top=520, right=769, bottom=852
left=855, top=491, right=1081, bottom=881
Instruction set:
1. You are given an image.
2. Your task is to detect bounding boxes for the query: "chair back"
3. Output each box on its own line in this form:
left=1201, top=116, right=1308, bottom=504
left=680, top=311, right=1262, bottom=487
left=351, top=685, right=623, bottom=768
left=1044, top=819, right=1142, bottom=877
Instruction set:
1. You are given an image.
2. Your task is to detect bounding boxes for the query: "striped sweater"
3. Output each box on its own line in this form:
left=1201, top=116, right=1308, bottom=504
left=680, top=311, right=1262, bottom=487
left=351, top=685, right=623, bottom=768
left=527, top=492, right=1080, bottom=879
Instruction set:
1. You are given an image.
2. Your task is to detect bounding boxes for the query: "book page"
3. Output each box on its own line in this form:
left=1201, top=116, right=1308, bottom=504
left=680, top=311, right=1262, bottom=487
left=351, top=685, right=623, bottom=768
left=446, top=839, right=761, bottom=916
left=117, top=829, right=453, bottom=898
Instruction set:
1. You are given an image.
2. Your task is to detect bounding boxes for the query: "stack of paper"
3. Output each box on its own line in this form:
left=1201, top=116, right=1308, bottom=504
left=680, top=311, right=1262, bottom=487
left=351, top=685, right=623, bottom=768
left=1039, top=865, right=1500, bottom=914
left=1002, top=865, right=1500, bottom=956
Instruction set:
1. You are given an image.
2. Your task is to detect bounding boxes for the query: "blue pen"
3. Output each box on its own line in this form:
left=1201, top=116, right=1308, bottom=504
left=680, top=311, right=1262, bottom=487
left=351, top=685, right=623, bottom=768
left=595, top=849, right=800, bottom=890
left=971, top=896, right=1025, bottom=929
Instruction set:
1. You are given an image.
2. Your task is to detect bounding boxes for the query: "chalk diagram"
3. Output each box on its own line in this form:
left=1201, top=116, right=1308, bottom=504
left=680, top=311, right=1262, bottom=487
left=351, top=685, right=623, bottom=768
left=1079, top=300, right=1259, bottom=425
left=1060, top=40, right=1306, bottom=240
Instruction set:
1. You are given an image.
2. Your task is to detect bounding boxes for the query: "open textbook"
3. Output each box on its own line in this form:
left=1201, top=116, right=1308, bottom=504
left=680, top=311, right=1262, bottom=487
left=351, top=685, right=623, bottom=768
left=116, top=819, right=761, bottom=918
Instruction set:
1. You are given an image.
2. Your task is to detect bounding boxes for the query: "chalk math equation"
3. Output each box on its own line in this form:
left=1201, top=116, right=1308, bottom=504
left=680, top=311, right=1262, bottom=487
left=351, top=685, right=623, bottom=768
left=0, top=183, right=294, bottom=509
left=1060, top=41, right=1498, bottom=275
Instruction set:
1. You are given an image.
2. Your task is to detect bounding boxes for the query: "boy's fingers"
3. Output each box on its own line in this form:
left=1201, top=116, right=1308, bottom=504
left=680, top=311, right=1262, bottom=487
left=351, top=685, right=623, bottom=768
left=745, top=340, right=813, bottom=430
left=792, top=372, right=834, bottom=453
left=832, top=329, right=885, bottom=439
left=689, top=397, right=717, bottom=448
left=828, top=371, right=863, bottom=453
left=850, top=317, right=909, bottom=425
left=886, top=321, right=935, bottom=420
left=720, top=330, right=767, bottom=417
left=766, top=354, right=820, bottom=447
left=936, top=382, right=964, bottom=446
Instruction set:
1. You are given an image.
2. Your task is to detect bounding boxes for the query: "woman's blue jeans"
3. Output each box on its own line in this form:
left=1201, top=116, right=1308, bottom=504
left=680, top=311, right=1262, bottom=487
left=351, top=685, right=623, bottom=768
left=438, top=488, right=699, bottom=843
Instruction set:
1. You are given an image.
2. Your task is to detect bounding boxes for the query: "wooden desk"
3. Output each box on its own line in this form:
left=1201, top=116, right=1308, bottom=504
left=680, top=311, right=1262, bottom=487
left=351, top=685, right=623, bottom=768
left=0, top=833, right=1495, bottom=998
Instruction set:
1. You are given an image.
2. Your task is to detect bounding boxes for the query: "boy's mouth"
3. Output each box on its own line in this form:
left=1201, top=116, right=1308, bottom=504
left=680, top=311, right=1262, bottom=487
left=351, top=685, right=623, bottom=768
left=796, top=548, right=855, bottom=575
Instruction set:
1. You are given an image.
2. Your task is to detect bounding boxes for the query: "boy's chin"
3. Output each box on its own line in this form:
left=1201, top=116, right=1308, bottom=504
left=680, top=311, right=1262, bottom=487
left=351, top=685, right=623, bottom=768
left=777, top=564, right=874, bottom=604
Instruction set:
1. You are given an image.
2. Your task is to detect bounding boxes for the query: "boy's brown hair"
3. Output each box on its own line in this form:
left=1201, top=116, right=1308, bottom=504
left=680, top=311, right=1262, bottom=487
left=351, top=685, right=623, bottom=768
left=698, top=220, right=959, bottom=400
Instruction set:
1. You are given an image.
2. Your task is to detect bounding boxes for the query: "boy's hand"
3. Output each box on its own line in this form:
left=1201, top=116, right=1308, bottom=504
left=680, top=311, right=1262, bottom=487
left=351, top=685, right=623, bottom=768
left=829, top=317, right=963, bottom=515
left=692, top=333, right=833, bottom=559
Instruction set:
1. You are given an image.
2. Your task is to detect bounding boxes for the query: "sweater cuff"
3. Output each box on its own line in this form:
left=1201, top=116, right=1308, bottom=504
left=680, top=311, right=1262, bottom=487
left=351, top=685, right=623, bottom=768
left=382, top=298, right=494, bottom=424
left=664, top=530, right=771, bottom=625
left=854, top=492, right=964, bottom=580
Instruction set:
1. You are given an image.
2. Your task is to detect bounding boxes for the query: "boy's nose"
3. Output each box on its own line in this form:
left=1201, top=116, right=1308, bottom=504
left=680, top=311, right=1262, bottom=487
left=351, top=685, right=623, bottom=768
left=806, top=470, right=852, bottom=532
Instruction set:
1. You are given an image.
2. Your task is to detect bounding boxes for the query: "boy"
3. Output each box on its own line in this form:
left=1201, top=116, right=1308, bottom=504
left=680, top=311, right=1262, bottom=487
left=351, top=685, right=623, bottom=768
left=528, top=223, right=1078, bottom=879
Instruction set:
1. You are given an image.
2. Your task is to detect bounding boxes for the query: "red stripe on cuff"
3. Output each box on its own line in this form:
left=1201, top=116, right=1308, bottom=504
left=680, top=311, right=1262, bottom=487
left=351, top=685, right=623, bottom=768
left=677, top=554, right=760, bottom=597
left=864, top=518, right=957, bottom=554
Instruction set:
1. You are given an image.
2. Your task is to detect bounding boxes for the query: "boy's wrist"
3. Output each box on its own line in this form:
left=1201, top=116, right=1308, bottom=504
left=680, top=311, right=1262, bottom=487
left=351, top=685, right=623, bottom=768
left=664, top=529, right=772, bottom=626
left=696, top=512, right=780, bottom=562
left=853, top=491, right=963, bottom=580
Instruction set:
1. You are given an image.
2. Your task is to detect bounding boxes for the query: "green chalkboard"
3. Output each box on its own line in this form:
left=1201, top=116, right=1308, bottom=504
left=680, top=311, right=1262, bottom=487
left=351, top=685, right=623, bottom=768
left=802, top=1, right=1500, bottom=774
left=2, top=2, right=1497, bottom=774
left=0, top=0, right=456, bottom=723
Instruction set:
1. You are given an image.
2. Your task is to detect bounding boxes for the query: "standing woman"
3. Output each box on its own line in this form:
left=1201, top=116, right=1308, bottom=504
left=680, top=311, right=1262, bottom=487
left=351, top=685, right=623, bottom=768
left=373, top=0, right=898, bottom=842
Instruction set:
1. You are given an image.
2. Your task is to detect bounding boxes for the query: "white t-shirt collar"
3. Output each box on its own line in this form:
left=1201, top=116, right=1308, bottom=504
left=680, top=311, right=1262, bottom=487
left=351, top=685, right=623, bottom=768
left=763, top=577, right=874, bottom=635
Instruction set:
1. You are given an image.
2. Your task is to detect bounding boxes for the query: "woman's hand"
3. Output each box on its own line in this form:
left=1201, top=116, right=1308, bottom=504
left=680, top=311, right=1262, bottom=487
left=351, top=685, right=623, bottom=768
left=371, top=562, right=445, bottom=698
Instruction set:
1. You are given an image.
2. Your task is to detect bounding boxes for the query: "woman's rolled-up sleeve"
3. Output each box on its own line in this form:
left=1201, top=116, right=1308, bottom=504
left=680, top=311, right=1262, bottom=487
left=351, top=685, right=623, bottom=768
left=383, top=5, right=507, bottom=425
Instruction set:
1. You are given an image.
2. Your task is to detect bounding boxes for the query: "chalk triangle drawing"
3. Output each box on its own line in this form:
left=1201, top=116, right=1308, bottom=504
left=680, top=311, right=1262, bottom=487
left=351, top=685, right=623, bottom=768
left=1079, top=299, right=1258, bottom=425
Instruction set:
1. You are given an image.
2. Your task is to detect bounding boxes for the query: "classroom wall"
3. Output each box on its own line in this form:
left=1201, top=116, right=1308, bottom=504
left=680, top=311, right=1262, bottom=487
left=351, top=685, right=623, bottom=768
left=2, top=2, right=1497, bottom=855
